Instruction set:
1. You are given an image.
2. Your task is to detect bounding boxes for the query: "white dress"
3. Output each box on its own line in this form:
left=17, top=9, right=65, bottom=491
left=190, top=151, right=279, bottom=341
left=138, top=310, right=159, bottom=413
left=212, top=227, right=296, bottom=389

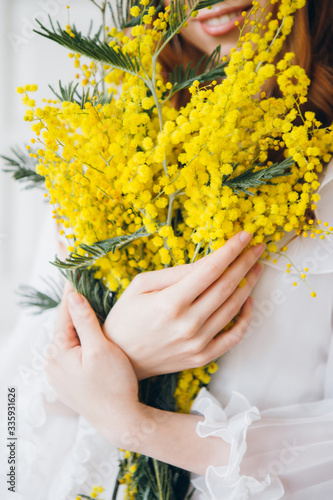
left=1, top=161, right=333, bottom=500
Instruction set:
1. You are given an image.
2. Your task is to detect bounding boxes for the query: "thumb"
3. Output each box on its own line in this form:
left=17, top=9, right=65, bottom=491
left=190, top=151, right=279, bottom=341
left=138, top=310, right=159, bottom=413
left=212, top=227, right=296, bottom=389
left=67, top=293, right=105, bottom=352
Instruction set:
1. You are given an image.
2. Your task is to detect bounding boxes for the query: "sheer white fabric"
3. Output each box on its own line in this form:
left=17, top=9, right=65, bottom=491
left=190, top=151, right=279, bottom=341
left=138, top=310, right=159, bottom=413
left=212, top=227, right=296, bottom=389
left=0, top=162, right=332, bottom=499
left=0, top=215, right=122, bottom=499
left=190, top=160, right=333, bottom=499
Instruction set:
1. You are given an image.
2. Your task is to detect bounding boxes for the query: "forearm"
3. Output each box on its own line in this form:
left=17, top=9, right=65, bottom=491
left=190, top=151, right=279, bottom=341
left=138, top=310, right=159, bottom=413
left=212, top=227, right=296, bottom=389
left=99, top=402, right=230, bottom=476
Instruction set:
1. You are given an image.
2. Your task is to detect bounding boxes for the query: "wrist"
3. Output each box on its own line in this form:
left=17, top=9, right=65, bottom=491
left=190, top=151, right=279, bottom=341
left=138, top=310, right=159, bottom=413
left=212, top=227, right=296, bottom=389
left=117, top=403, right=156, bottom=451
left=95, top=400, right=149, bottom=450
left=93, top=401, right=231, bottom=475
left=99, top=401, right=169, bottom=454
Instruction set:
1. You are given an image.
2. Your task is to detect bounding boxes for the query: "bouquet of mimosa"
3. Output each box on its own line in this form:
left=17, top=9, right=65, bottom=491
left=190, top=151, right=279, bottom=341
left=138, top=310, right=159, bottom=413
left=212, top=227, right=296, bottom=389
left=3, top=0, right=333, bottom=497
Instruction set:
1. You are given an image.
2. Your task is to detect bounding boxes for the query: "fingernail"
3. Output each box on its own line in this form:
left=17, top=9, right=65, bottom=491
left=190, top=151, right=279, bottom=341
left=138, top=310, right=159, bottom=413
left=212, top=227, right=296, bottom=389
left=254, top=243, right=266, bottom=256
left=68, top=293, right=85, bottom=308
left=239, top=231, right=253, bottom=244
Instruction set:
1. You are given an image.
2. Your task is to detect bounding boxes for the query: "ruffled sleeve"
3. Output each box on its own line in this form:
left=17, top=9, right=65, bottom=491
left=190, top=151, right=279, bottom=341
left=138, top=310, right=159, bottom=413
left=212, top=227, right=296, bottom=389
left=190, top=389, right=285, bottom=499
left=191, top=384, right=333, bottom=500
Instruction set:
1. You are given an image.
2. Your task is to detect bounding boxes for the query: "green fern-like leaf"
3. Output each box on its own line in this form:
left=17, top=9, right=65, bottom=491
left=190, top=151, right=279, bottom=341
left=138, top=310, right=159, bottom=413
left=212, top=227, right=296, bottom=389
left=65, top=268, right=115, bottom=324
left=1, top=147, right=45, bottom=189
left=34, top=1, right=226, bottom=70
left=164, top=46, right=226, bottom=102
left=224, top=157, right=294, bottom=195
left=17, top=276, right=64, bottom=313
left=53, top=227, right=151, bottom=270
left=49, top=80, right=114, bottom=108
left=48, top=80, right=80, bottom=103
left=196, top=0, right=226, bottom=9
left=34, top=18, right=141, bottom=76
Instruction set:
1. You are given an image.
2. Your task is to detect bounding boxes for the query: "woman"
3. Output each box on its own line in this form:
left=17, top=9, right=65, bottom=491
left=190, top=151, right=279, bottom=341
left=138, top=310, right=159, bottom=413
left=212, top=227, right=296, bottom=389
left=8, top=0, right=333, bottom=499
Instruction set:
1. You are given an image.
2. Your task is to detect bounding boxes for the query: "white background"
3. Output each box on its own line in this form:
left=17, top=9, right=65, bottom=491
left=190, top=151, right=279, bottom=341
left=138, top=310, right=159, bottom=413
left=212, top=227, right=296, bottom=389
left=0, top=0, right=103, bottom=346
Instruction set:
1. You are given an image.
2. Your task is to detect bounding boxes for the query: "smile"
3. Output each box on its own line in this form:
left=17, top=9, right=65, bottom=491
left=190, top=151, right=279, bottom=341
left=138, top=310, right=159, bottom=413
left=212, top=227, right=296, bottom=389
left=204, top=9, right=243, bottom=25
left=196, top=3, right=252, bottom=37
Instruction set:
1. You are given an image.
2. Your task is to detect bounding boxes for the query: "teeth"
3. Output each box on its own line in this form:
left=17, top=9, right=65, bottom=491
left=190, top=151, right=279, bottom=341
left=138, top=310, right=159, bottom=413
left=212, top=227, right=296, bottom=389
left=210, top=4, right=224, bottom=12
left=204, top=10, right=241, bottom=26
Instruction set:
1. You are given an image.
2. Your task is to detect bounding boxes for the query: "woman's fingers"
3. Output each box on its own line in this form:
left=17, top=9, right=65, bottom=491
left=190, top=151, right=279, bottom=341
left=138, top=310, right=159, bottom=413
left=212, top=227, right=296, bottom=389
left=193, top=243, right=265, bottom=324
left=55, top=282, right=73, bottom=331
left=127, top=253, right=212, bottom=295
left=198, top=262, right=262, bottom=345
left=67, top=293, right=106, bottom=357
left=162, top=231, right=253, bottom=306
left=54, top=282, right=79, bottom=351
left=190, top=296, right=254, bottom=367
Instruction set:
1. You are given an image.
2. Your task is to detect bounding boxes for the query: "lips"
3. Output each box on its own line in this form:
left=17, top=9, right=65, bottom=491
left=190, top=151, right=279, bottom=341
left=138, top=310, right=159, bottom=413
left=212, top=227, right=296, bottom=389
left=195, top=3, right=252, bottom=37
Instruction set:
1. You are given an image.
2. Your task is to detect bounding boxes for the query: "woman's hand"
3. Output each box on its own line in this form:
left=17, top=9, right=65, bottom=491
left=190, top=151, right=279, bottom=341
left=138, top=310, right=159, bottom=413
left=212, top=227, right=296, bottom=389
left=44, top=285, right=140, bottom=444
left=104, top=231, right=265, bottom=380
left=44, top=288, right=231, bottom=475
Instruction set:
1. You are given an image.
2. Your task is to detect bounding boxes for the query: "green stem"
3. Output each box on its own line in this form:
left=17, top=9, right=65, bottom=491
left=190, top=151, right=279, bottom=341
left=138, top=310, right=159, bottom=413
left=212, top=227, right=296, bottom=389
left=111, top=478, right=120, bottom=500
left=147, top=57, right=174, bottom=258
left=166, top=192, right=175, bottom=227
left=89, top=0, right=107, bottom=93
left=101, top=2, right=107, bottom=93
left=153, top=459, right=164, bottom=500
left=150, top=59, right=168, bottom=177
left=191, top=241, right=203, bottom=263
left=154, top=0, right=202, bottom=58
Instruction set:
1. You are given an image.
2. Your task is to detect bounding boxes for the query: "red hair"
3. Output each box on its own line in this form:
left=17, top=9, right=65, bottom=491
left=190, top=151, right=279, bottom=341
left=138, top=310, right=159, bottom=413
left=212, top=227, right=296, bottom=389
left=282, top=1, right=333, bottom=126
